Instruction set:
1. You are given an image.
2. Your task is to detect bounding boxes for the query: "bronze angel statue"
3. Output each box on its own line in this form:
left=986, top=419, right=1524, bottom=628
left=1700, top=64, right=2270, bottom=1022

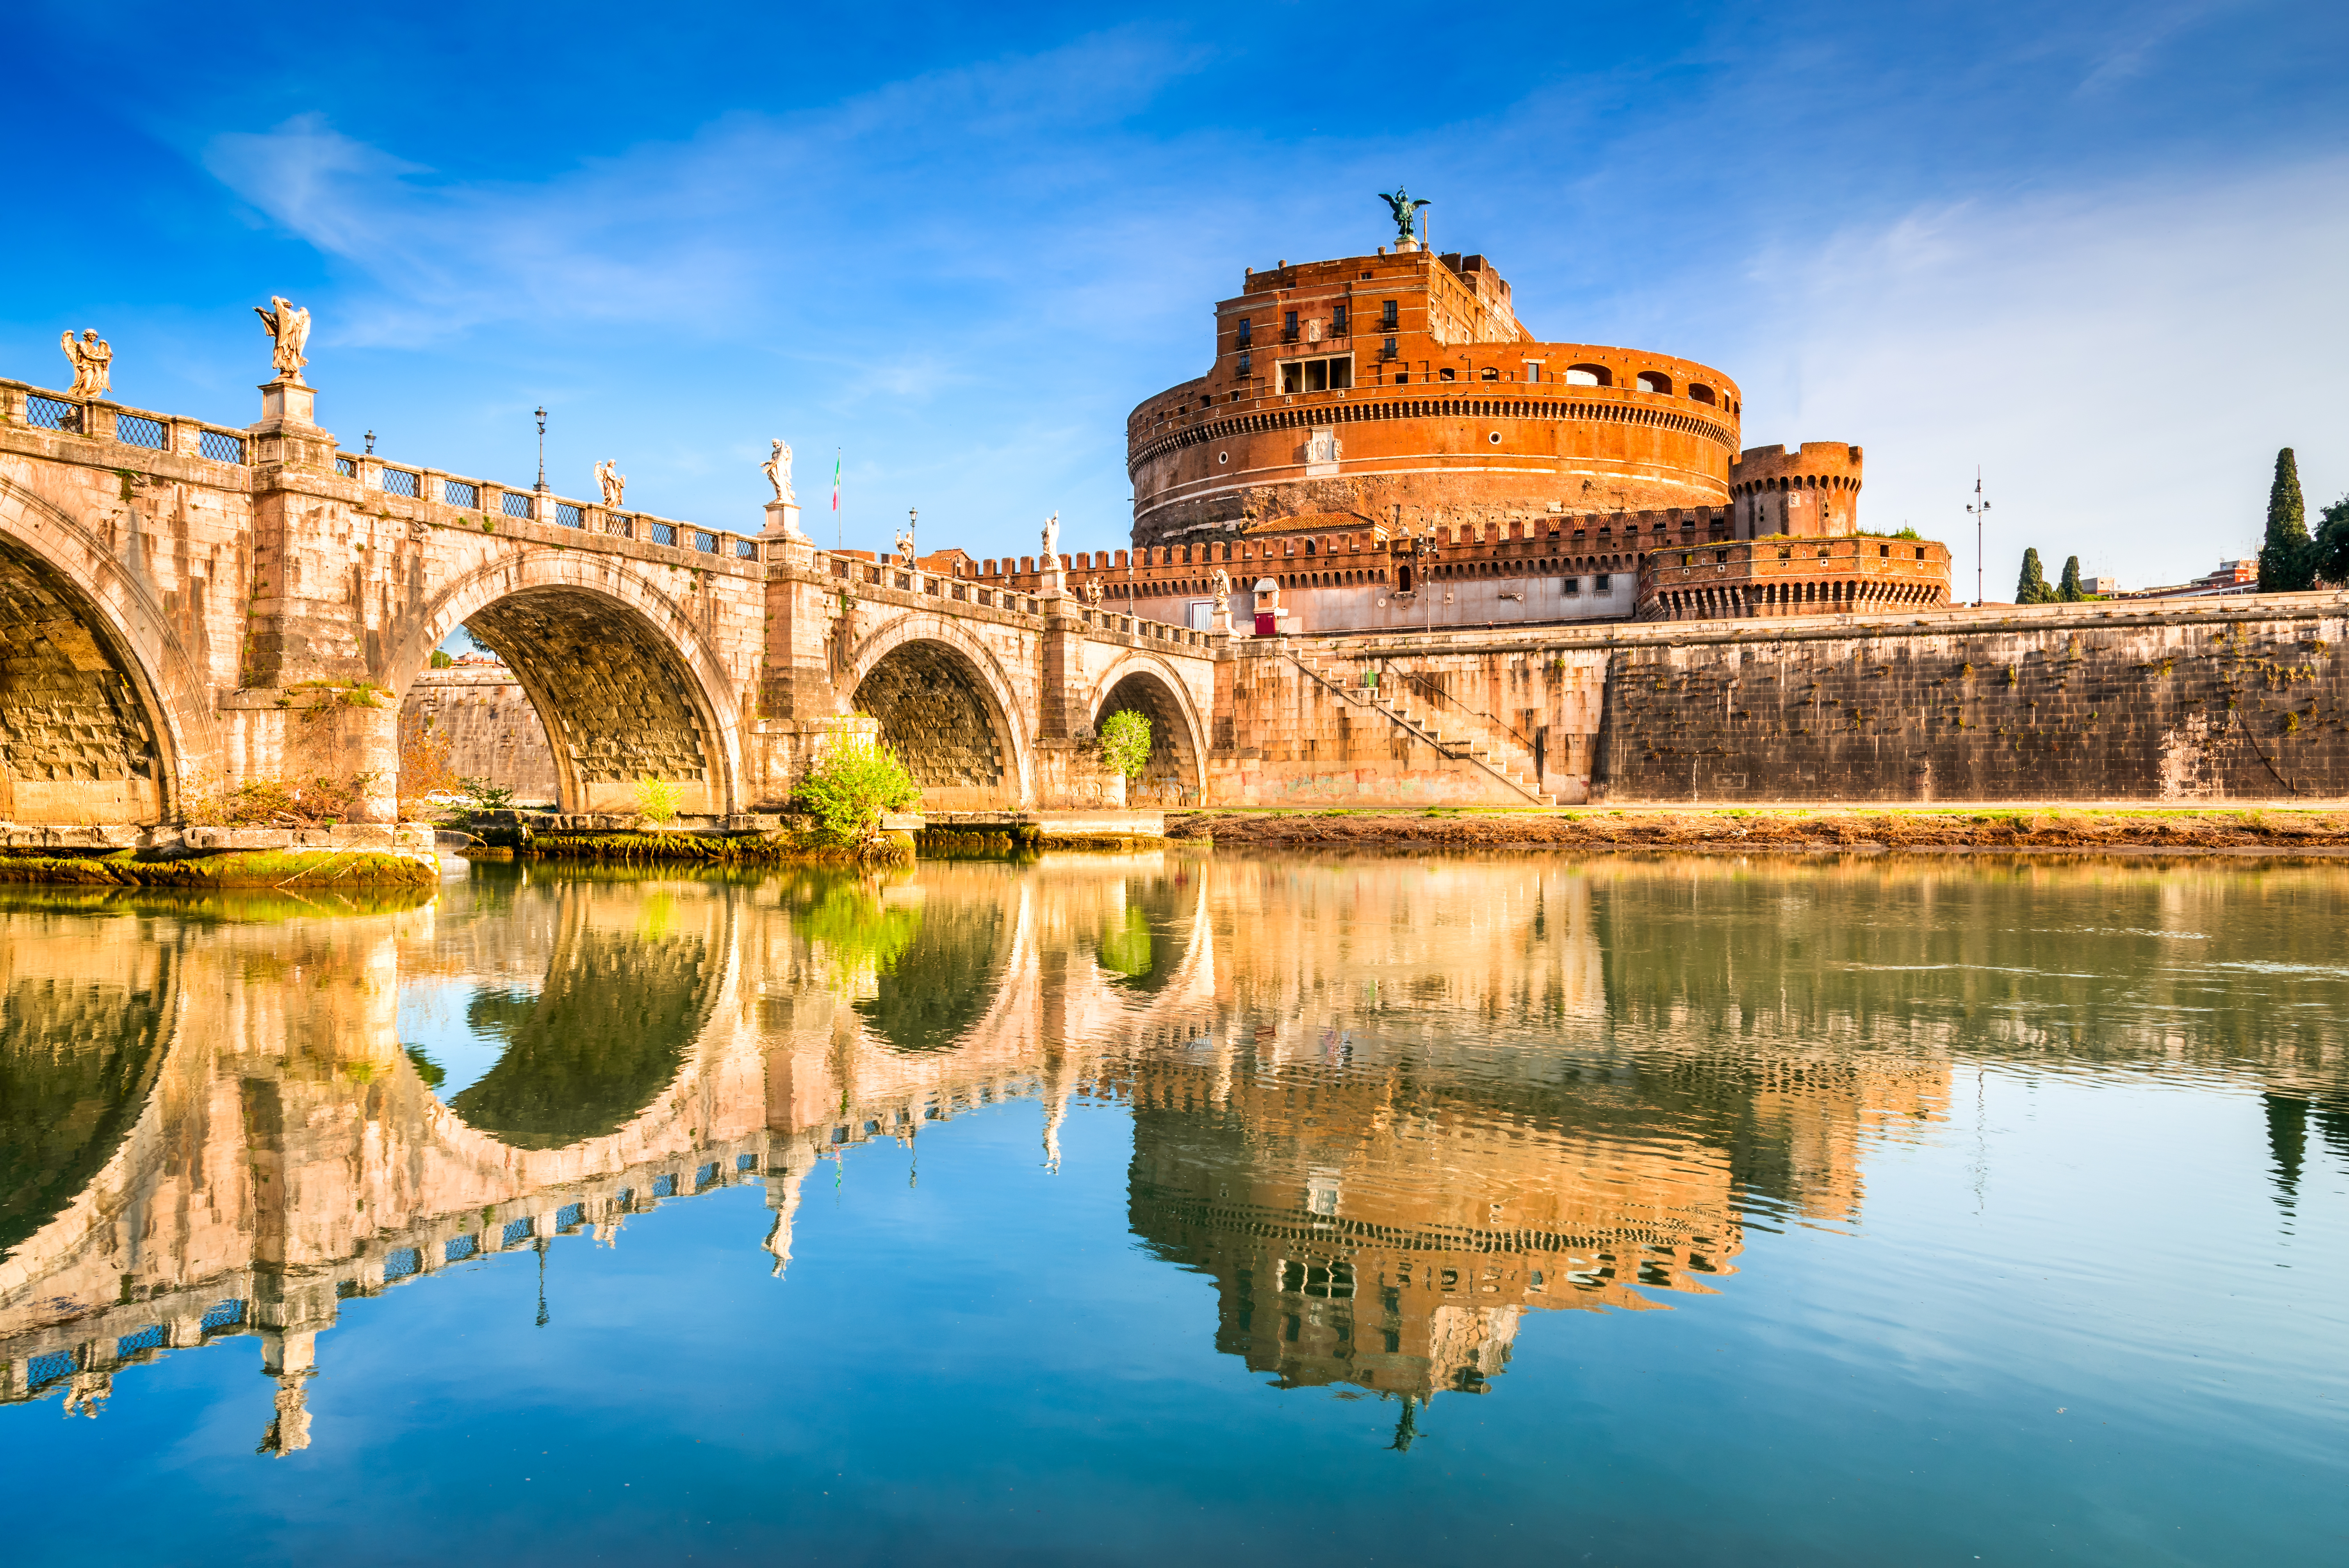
left=1378, top=187, right=1430, bottom=246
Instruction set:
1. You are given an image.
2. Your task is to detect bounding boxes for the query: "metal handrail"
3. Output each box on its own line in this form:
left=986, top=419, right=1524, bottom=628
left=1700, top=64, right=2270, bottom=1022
left=1390, top=666, right=1536, bottom=753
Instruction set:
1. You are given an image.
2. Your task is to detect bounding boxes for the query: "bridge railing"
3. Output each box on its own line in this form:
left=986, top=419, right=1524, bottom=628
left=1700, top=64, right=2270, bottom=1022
left=355, top=454, right=764, bottom=562
left=821, top=552, right=1048, bottom=615
left=1077, top=605, right=1212, bottom=649
left=1, top=378, right=253, bottom=466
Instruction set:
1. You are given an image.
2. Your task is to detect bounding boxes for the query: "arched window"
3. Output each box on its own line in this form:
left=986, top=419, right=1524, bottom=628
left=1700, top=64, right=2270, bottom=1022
left=1564, top=364, right=1611, bottom=387
left=1636, top=371, right=1672, bottom=395
left=1688, top=383, right=1716, bottom=405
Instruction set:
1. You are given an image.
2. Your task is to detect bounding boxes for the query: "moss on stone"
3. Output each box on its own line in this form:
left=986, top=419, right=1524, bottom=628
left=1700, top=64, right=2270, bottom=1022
left=0, top=848, right=438, bottom=889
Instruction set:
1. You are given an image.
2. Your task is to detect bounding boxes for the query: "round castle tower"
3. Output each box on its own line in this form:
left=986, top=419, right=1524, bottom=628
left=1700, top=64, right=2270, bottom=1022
left=1729, top=442, right=1863, bottom=540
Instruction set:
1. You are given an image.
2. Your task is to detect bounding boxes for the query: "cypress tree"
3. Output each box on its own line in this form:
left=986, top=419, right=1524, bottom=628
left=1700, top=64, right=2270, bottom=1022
left=2015, top=548, right=2051, bottom=604
left=2058, top=555, right=2085, bottom=601
left=2258, top=447, right=2313, bottom=592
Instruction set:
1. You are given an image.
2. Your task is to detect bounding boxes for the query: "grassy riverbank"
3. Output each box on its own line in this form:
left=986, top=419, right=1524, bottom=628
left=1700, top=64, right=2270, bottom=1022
left=1167, top=805, right=2349, bottom=853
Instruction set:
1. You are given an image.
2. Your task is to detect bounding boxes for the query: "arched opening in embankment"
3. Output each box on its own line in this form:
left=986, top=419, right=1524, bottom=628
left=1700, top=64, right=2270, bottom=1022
left=850, top=638, right=1021, bottom=812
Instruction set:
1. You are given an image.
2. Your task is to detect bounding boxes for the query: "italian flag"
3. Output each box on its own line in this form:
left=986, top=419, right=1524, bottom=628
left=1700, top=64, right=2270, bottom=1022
left=832, top=451, right=841, bottom=513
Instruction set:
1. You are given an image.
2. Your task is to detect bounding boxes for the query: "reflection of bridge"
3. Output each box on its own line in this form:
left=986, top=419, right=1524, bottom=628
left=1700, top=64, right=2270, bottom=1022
left=0, top=372, right=1214, bottom=825
left=0, top=859, right=1219, bottom=1446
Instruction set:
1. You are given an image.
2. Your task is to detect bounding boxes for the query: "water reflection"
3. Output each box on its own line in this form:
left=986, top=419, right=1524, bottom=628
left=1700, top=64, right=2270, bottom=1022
left=2, top=853, right=2345, bottom=1454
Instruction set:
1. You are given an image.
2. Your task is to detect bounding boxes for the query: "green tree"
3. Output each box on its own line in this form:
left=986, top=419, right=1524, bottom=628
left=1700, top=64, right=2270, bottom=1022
left=2058, top=555, right=2086, bottom=602
left=428, top=648, right=454, bottom=668
left=793, top=723, right=920, bottom=849
left=2258, top=447, right=2314, bottom=592
left=2313, top=494, right=2349, bottom=586
left=2015, top=548, right=2053, bottom=604
left=1098, top=708, right=1152, bottom=780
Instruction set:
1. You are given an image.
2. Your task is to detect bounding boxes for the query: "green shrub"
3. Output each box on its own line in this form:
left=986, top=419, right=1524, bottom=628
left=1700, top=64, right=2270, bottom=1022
left=1099, top=708, right=1152, bottom=779
left=793, top=725, right=920, bottom=848
left=634, top=775, right=684, bottom=825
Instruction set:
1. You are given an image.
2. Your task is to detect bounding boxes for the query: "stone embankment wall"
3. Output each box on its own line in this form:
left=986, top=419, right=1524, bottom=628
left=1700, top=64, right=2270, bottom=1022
left=1219, top=593, right=2349, bottom=807
left=1209, top=637, right=1606, bottom=806
left=401, top=668, right=560, bottom=802
left=1600, top=597, right=2349, bottom=802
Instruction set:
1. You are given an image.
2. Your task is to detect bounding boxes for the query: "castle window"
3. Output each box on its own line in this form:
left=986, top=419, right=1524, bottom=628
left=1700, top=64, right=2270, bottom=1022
left=1636, top=371, right=1672, bottom=394
left=1235, top=318, right=1252, bottom=346
left=1440, top=367, right=1456, bottom=381
left=1397, top=563, right=1414, bottom=592
left=1480, top=366, right=1499, bottom=381
left=1880, top=543, right=1891, bottom=557
left=1332, top=305, right=1349, bottom=335
left=1279, top=356, right=1354, bottom=394
left=1916, top=546, right=1928, bottom=560
left=1688, top=383, right=1716, bottom=404
left=1565, top=363, right=1611, bottom=387
left=1381, top=299, right=1398, bottom=328
left=1237, top=351, right=1251, bottom=377
left=1594, top=573, right=1613, bottom=592
left=1283, top=309, right=1299, bottom=340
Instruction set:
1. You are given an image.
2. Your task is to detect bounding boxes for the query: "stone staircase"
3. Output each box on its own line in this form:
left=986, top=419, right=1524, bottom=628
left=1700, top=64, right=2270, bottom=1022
left=1285, top=649, right=1555, bottom=805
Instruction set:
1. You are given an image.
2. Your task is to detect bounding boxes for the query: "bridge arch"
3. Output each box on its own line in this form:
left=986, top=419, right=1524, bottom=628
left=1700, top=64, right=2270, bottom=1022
left=847, top=614, right=1032, bottom=811
left=1088, top=649, right=1208, bottom=807
left=386, top=554, right=744, bottom=815
left=0, top=476, right=216, bottom=823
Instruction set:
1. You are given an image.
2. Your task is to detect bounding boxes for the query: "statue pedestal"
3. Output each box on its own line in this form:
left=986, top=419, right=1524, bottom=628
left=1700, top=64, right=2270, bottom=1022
left=1211, top=605, right=1232, bottom=636
left=258, top=378, right=316, bottom=428
left=763, top=500, right=806, bottom=540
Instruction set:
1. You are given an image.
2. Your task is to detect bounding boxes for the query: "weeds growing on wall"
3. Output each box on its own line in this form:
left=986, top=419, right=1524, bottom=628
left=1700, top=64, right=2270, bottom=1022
left=183, top=772, right=378, bottom=827
left=793, top=725, right=920, bottom=850
left=634, top=776, right=684, bottom=826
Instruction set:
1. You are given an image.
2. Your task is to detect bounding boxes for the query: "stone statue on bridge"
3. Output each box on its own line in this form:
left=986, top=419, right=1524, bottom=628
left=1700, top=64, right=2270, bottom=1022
left=595, top=458, right=626, bottom=508
left=763, top=438, right=795, bottom=503
left=254, top=296, right=312, bottom=382
left=1211, top=566, right=1232, bottom=607
left=1083, top=577, right=1105, bottom=606
left=1041, top=511, right=1059, bottom=563
left=60, top=329, right=112, bottom=400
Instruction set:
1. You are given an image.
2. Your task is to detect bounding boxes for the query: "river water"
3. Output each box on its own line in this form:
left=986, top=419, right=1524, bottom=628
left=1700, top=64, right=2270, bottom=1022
left=1, top=853, right=2343, bottom=1565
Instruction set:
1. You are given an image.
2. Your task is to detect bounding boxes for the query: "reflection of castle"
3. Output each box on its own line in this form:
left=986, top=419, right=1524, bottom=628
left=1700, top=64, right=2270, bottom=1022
left=9, top=855, right=2340, bottom=1444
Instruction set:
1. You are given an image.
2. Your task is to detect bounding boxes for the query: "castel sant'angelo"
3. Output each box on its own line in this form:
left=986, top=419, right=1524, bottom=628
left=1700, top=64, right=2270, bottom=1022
left=1093, top=197, right=1950, bottom=631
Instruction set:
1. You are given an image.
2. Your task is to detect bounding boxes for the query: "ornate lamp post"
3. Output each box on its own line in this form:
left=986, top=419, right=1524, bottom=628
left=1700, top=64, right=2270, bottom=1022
left=534, top=406, right=548, bottom=495
left=1966, top=469, right=1990, bottom=606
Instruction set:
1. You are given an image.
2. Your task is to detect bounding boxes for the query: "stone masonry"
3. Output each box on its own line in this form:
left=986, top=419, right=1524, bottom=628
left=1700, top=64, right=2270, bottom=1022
left=6, top=363, right=2349, bottom=823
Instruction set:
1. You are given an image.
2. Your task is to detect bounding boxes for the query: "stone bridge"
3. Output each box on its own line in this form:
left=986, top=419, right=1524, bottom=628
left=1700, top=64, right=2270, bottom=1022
left=0, top=371, right=1217, bottom=824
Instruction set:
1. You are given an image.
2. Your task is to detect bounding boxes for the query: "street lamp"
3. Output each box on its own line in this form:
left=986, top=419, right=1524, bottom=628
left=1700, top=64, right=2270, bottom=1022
left=1966, top=469, right=1990, bottom=605
left=535, top=406, right=548, bottom=494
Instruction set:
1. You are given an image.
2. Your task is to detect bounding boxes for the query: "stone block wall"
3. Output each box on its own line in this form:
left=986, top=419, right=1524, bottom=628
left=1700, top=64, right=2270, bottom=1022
left=1208, top=637, right=1604, bottom=806
left=1599, top=598, right=2349, bottom=802
left=401, top=668, right=560, bottom=802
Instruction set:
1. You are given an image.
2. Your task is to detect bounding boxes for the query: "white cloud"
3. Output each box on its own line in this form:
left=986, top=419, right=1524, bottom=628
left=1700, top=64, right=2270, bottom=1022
left=1721, top=157, right=2349, bottom=592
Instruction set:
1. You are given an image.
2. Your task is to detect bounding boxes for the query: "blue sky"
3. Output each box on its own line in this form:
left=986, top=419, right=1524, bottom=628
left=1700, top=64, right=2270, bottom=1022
left=9, top=1, right=2346, bottom=591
